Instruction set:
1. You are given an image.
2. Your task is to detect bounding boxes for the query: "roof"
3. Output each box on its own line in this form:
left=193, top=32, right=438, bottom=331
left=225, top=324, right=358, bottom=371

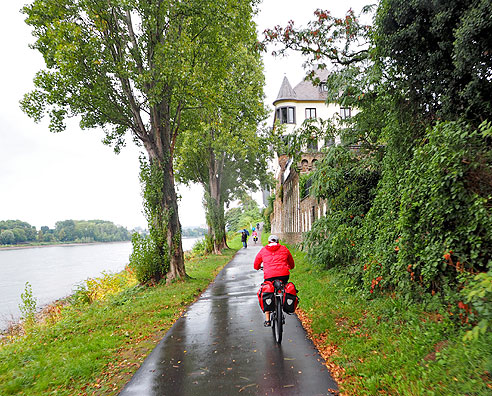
left=275, top=76, right=297, bottom=101
left=273, top=69, right=330, bottom=105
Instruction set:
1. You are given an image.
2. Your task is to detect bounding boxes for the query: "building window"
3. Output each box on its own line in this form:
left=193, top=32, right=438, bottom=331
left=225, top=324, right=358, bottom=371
left=307, top=138, right=318, bottom=152
left=305, top=108, right=316, bottom=119
left=325, top=137, right=335, bottom=147
left=340, top=107, right=352, bottom=119
left=276, top=106, right=296, bottom=124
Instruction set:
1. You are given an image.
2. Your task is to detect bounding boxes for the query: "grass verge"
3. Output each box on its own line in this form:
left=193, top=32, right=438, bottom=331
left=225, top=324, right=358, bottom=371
left=290, top=248, right=492, bottom=396
left=0, top=242, right=239, bottom=395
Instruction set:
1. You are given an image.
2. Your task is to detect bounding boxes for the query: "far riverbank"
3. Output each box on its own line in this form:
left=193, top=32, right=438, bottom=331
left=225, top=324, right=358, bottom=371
left=0, top=240, right=129, bottom=251
left=0, top=236, right=204, bottom=251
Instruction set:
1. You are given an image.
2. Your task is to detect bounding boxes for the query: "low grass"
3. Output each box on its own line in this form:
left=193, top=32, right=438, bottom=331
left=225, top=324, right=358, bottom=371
left=290, top=248, right=492, bottom=395
left=4, top=234, right=490, bottom=395
left=0, top=241, right=240, bottom=395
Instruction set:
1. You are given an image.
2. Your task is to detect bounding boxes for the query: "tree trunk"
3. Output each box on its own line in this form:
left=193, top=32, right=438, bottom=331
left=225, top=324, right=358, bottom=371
left=205, top=189, right=228, bottom=254
left=163, top=159, right=186, bottom=283
left=205, top=150, right=228, bottom=254
left=144, top=108, right=186, bottom=283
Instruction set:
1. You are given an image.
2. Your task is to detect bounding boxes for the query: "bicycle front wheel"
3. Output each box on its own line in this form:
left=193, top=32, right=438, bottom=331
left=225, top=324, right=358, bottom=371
left=272, top=296, right=283, bottom=344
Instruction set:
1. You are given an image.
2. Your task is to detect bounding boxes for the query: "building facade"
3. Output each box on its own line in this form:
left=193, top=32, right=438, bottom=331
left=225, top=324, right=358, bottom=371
left=270, top=71, right=350, bottom=245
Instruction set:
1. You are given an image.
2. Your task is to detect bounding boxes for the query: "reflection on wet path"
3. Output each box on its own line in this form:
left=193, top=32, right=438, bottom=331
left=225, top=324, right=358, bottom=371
left=120, top=244, right=338, bottom=395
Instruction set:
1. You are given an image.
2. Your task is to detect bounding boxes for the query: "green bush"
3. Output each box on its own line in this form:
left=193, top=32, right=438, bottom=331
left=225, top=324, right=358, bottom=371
left=225, top=199, right=263, bottom=233
left=19, top=282, right=37, bottom=330
left=303, top=146, right=380, bottom=271
left=298, top=173, right=311, bottom=200
left=70, top=270, right=135, bottom=305
left=129, top=233, right=168, bottom=285
left=262, top=193, right=275, bottom=233
left=463, top=270, right=492, bottom=340
left=189, top=237, right=209, bottom=257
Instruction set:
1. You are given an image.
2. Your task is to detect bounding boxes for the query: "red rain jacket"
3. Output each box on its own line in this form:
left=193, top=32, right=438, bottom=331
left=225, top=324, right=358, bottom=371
left=254, top=244, right=295, bottom=279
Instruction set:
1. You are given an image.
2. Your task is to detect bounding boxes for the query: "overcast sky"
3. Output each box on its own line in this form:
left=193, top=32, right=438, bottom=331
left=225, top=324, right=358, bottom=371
left=0, top=0, right=370, bottom=231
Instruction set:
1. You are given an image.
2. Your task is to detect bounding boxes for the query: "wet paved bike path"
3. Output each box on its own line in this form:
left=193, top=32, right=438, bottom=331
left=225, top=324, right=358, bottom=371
left=120, top=242, right=338, bottom=396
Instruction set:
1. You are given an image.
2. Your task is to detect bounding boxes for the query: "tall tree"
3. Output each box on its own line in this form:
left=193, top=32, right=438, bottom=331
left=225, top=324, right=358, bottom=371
left=21, top=0, right=258, bottom=281
left=175, top=44, right=270, bottom=254
left=376, top=0, right=492, bottom=124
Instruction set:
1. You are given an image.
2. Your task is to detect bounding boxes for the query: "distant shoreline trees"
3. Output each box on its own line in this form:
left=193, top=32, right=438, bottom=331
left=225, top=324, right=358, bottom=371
left=181, top=227, right=207, bottom=238
left=0, top=219, right=132, bottom=245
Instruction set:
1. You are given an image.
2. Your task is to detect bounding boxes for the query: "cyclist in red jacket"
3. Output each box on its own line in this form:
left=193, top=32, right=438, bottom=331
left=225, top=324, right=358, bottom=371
left=254, top=234, right=295, bottom=327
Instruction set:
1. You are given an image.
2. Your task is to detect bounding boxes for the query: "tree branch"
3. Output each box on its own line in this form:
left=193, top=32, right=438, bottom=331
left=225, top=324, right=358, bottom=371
left=124, top=11, right=144, bottom=75
left=170, top=101, right=183, bottom=157
left=104, top=8, right=149, bottom=143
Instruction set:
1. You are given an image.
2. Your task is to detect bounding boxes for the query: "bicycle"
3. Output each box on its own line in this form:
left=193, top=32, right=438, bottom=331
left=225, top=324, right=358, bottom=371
left=270, top=279, right=285, bottom=344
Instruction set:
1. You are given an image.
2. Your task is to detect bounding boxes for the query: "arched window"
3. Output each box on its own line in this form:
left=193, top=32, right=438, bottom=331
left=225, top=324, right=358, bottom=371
left=301, top=159, right=309, bottom=172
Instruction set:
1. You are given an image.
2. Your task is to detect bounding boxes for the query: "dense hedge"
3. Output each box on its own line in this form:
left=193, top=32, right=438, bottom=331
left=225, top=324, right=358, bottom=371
left=304, top=121, right=492, bottom=336
left=397, top=122, right=492, bottom=291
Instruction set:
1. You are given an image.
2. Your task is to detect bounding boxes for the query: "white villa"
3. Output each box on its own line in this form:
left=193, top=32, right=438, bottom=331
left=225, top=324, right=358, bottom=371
left=269, top=70, right=353, bottom=244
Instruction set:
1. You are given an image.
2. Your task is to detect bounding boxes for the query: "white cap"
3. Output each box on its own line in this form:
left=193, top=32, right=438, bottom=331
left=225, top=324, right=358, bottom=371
left=268, top=234, right=279, bottom=243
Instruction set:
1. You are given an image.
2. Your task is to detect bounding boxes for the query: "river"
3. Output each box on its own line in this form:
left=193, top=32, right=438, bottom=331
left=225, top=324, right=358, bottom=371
left=0, top=237, right=200, bottom=329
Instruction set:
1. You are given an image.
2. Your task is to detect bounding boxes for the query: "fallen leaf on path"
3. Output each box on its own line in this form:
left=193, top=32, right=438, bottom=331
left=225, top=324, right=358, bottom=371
left=238, top=383, right=256, bottom=392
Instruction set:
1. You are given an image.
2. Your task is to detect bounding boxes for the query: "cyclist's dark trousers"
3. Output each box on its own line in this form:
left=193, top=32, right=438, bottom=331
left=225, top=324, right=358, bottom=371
left=265, top=275, right=289, bottom=283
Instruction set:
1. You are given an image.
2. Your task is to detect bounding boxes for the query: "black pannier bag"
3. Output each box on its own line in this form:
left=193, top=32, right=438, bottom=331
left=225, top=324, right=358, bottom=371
left=282, top=281, right=299, bottom=314
left=257, top=281, right=274, bottom=312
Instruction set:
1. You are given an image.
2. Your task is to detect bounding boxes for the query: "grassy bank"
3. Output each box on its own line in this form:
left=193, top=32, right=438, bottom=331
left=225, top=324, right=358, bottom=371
left=0, top=239, right=241, bottom=395
left=289, top=248, right=492, bottom=395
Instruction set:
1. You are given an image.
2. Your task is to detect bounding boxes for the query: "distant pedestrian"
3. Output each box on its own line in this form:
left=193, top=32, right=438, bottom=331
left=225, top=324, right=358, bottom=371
left=241, top=230, right=248, bottom=248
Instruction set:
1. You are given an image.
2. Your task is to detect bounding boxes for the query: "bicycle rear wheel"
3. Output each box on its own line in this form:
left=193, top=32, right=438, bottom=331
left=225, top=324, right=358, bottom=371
left=272, top=295, right=283, bottom=344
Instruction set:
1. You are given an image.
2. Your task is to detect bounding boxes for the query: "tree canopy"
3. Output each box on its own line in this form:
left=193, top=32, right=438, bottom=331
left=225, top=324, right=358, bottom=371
left=174, top=39, right=270, bottom=253
left=21, top=0, right=262, bottom=282
left=376, top=0, right=492, bottom=124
